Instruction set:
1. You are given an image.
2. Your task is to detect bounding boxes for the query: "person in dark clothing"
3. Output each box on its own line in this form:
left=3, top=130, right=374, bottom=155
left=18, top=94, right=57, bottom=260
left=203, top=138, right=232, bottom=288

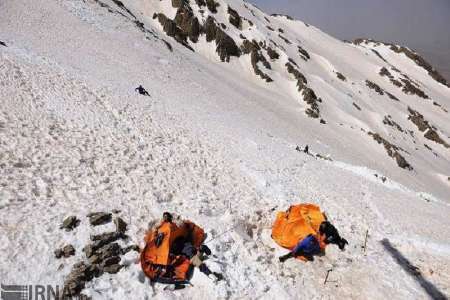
left=135, top=85, right=150, bottom=96
left=181, top=242, right=223, bottom=281
left=304, top=145, right=309, bottom=154
left=279, top=221, right=348, bottom=262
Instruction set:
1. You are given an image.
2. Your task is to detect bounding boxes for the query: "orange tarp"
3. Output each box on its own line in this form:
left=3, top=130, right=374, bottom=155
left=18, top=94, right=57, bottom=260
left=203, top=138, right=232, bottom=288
left=141, top=220, right=205, bottom=282
left=271, top=203, right=326, bottom=250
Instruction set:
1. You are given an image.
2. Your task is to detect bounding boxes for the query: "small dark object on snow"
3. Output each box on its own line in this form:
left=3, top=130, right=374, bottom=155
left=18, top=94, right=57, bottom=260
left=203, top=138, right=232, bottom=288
left=60, top=216, right=80, bottom=231
left=304, top=145, right=309, bottom=154
left=114, top=217, right=127, bottom=234
left=135, top=85, right=150, bottom=96
left=0, top=41, right=6, bottom=47
left=56, top=244, right=76, bottom=258
left=87, top=212, right=112, bottom=226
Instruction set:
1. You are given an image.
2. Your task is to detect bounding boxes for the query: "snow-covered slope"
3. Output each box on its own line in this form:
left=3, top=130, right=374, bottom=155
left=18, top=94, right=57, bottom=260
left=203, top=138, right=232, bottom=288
left=0, top=0, right=449, bottom=299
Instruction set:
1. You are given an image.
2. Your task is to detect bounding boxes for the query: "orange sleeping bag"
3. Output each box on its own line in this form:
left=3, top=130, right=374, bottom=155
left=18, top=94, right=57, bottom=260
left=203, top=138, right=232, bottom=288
left=271, top=203, right=326, bottom=251
left=140, top=220, right=205, bottom=282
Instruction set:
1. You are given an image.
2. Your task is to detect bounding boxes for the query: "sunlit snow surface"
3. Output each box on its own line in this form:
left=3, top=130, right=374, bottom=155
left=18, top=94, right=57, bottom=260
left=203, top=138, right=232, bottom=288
left=0, top=0, right=449, bottom=299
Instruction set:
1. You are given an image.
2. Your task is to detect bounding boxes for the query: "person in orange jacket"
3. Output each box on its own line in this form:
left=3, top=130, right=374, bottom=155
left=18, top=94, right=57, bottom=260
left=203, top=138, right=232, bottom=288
left=279, top=221, right=348, bottom=262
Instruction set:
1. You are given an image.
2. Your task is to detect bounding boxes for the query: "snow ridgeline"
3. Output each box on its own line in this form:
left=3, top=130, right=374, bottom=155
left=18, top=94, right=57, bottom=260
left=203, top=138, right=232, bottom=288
left=0, top=0, right=449, bottom=299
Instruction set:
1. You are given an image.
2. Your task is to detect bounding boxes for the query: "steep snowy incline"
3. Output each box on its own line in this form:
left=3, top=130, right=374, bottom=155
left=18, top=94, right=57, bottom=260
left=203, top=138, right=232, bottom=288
left=0, top=0, right=449, bottom=299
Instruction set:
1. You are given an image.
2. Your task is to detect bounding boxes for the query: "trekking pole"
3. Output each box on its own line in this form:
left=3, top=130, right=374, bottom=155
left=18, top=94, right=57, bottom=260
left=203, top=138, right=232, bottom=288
left=324, top=269, right=332, bottom=285
left=363, top=229, right=369, bottom=253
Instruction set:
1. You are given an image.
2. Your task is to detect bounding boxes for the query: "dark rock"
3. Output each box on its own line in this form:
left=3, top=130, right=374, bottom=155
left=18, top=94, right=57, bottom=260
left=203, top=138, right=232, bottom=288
left=122, top=244, right=140, bottom=254
left=215, top=28, right=241, bottom=62
left=241, top=39, right=260, bottom=54
left=366, top=80, right=384, bottom=95
left=62, top=245, right=76, bottom=257
left=63, top=262, right=99, bottom=297
left=203, top=16, right=217, bottom=42
left=171, top=0, right=188, bottom=8
left=102, top=256, right=121, bottom=268
left=228, top=6, right=242, bottom=29
left=266, top=26, right=274, bottom=31
left=0, top=41, right=7, bottom=47
left=278, top=34, right=291, bottom=44
left=250, top=50, right=273, bottom=82
left=114, top=217, right=128, bottom=234
left=336, top=72, right=346, bottom=81
left=55, top=248, right=64, bottom=259
left=383, top=115, right=404, bottom=132
left=368, top=132, right=412, bottom=170
left=206, top=0, right=219, bottom=13
left=195, top=0, right=205, bottom=6
left=87, top=212, right=112, bottom=226
left=174, top=6, right=200, bottom=43
left=60, top=216, right=80, bottom=231
left=400, top=78, right=429, bottom=99
left=278, top=28, right=284, bottom=33
left=297, top=45, right=310, bottom=61
left=266, top=47, right=279, bottom=60
left=103, top=264, right=123, bottom=274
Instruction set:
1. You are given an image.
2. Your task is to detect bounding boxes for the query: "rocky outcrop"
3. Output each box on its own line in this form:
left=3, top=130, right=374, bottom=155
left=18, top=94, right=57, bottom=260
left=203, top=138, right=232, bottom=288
left=55, top=244, right=76, bottom=258
left=278, top=34, right=291, bottom=45
left=154, top=12, right=194, bottom=51
left=60, top=216, right=80, bottom=231
left=203, top=16, right=241, bottom=62
left=228, top=6, right=242, bottom=29
left=87, top=212, right=112, bottom=226
left=251, top=51, right=273, bottom=82
left=266, top=47, right=279, bottom=60
left=174, top=6, right=200, bottom=42
left=215, top=28, right=241, bottom=62
left=368, top=132, right=412, bottom=170
left=206, top=0, right=219, bottom=13
left=366, top=80, right=399, bottom=101
left=297, top=45, right=310, bottom=61
left=408, top=107, right=449, bottom=148
left=400, top=78, right=429, bottom=99
left=383, top=115, right=404, bottom=133
left=389, top=45, right=449, bottom=88
left=59, top=212, right=139, bottom=298
left=354, top=38, right=449, bottom=87
left=285, top=62, right=323, bottom=120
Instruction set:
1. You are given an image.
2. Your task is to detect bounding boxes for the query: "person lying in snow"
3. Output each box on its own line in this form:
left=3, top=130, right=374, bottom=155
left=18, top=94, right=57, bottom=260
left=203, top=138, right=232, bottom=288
left=173, top=238, right=223, bottom=282
left=143, top=212, right=223, bottom=284
left=135, top=85, right=150, bottom=96
left=279, top=221, right=348, bottom=262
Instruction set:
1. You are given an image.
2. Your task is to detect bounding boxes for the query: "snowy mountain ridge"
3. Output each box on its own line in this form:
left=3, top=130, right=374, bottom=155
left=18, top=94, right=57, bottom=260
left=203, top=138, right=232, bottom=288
left=0, top=0, right=449, bottom=299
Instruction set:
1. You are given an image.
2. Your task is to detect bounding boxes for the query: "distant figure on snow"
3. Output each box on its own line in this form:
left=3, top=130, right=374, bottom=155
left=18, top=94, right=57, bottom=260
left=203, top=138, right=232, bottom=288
left=135, top=85, right=150, bottom=97
left=303, top=145, right=309, bottom=154
left=279, top=221, right=348, bottom=262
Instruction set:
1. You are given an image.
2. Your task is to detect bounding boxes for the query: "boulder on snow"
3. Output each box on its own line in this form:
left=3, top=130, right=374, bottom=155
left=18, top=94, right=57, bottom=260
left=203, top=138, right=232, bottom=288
left=55, top=244, right=76, bottom=258
left=0, top=40, right=7, bottom=47
left=174, top=6, right=200, bottom=43
left=206, top=0, right=219, bottom=13
left=228, top=6, right=242, bottom=29
left=114, top=217, right=128, bottom=234
left=215, top=29, right=241, bottom=62
left=266, top=47, right=279, bottom=60
left=87, top=212, right=112, bottom=226
left=60, top=216, right=80, bottom=231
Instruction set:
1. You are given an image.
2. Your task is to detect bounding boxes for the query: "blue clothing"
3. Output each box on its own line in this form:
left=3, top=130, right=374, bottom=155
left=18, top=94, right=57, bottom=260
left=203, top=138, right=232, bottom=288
left=293, top=234, right=321, bottom=256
